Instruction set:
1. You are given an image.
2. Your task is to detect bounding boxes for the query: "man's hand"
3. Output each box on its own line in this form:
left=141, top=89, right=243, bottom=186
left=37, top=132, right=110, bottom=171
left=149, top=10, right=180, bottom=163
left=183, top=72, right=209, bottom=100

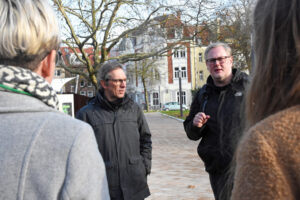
left=193, top=112, right=210, bottom=128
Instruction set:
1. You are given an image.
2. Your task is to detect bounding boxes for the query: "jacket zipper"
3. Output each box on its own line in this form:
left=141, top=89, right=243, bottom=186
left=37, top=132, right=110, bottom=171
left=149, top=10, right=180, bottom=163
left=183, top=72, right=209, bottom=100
left=113, top=111, right=121, bottom=187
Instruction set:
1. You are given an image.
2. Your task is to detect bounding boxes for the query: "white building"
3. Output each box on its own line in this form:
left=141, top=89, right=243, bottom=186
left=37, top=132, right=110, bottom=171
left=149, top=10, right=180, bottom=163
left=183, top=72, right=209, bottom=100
left=116, top=13, right=207, bottom=110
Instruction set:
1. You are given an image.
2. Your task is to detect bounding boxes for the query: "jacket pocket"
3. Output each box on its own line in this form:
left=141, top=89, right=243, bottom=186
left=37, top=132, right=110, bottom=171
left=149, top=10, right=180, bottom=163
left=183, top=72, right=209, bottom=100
left=105, top=161, right=119, bottom=187
left=128, top=156, right=147, bottom=186
left=197, top=143, right=217, bottom=172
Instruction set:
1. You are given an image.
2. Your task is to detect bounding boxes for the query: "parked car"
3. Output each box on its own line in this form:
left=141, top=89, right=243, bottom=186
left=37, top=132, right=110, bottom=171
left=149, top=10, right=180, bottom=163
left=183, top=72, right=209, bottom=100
left=162, top=102, right=188, bottom=111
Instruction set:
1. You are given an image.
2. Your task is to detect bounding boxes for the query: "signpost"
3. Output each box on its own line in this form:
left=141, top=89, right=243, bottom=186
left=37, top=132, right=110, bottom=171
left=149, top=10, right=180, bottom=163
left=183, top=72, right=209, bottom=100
left=178, top=70, right=183, bottom=118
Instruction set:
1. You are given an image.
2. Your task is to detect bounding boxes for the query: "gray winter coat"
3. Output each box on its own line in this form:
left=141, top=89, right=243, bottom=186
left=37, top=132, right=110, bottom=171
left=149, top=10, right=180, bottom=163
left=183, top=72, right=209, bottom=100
left=0, top=91, right=110, bottom=200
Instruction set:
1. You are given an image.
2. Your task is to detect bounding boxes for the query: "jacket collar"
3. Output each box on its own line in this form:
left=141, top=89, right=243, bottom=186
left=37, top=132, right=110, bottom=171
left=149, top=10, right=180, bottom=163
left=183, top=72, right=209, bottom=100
left=0, top=91, right=56, bottom=113
left=0, top=65, right=59, bottom=109
left=93, top=89, right=131, bottom=110
left=206, top=68, right=248, bottom=91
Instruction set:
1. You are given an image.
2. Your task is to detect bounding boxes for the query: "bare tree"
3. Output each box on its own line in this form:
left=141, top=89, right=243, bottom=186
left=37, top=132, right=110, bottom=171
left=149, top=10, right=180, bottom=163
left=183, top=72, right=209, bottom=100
left=52, top=0, right=216, bottom=89
left=53, top=0, right=165, bottom=87
left=127, top=58, right=160, bottom=111
left=211, top=0, right=256, bottom=71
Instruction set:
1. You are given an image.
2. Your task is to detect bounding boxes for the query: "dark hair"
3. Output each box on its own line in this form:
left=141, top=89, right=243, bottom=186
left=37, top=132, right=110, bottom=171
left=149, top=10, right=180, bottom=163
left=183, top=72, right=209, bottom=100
left=245, top=0, right=300, bottom=128
left=97, top=61, right=124, bottom=89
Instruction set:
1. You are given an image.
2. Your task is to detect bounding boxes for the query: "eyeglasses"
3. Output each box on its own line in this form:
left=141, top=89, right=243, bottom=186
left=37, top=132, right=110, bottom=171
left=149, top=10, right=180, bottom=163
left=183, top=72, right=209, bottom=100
left=206, top=56, right=231, bottom=65
left=106, top=78, right=127, bottom=85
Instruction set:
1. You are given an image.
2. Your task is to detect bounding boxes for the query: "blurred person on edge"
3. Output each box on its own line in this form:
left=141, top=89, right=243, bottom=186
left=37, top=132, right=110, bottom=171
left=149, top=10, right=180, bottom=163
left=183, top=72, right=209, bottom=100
left=231, top=0, right=300, bottom=199
left=0, top=0, right=109, bottom=199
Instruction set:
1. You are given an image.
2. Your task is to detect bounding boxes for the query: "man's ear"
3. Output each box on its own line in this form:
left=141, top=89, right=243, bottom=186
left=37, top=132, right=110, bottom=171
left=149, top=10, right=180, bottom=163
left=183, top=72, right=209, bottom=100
left=229, top=56, right=233, bottom=66
left=34, top=50, right=56, bottom=83
left=100, top=80, right=108, bottom=89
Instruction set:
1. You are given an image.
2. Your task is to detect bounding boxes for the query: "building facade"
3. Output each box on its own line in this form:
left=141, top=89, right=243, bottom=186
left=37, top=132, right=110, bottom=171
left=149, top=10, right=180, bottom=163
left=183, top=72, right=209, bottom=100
left=117, top=13, right=210, bottom=110
left=54, top=47, right=97, bottom=98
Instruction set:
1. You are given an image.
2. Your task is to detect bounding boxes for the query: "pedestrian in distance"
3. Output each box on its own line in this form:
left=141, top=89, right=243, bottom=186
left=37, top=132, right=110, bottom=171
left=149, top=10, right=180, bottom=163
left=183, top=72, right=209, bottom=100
left=76, top=61, right=152, bottom=200
left=0, top=0, right=110, bottom=199
left=183, top=42, right=248, bottom=200
left=231, top=0, right=300, bottom=199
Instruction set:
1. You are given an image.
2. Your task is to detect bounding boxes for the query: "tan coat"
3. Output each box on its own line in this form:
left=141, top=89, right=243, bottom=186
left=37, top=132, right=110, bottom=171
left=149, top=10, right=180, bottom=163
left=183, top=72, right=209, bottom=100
left=231, top=105, right=300, bottom=200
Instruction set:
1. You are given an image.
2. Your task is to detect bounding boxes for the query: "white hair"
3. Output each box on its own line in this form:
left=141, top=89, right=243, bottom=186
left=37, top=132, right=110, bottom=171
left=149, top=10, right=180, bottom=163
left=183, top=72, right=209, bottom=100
left=0, top=0, right=60, bottom=69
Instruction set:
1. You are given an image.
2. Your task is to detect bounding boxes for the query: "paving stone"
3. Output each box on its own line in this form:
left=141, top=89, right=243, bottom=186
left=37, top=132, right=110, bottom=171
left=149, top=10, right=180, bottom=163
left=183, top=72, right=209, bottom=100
left=144, top=112, right=214, bottom=200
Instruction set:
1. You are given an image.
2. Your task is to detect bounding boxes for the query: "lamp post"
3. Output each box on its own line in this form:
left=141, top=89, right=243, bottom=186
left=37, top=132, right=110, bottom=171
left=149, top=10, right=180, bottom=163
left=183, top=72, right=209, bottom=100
left=178, top=70, right=183, bottom=118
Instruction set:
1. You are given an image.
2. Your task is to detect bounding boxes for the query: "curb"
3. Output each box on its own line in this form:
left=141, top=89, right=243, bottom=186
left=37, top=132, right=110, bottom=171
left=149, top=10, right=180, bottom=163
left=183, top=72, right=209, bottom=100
left=160, top=113, right=185, bottom=122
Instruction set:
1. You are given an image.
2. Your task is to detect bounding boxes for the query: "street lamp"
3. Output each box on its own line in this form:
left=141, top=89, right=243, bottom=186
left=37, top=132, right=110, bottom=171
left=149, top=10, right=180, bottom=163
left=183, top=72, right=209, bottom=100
left=178, top=70, right=183, bottom=117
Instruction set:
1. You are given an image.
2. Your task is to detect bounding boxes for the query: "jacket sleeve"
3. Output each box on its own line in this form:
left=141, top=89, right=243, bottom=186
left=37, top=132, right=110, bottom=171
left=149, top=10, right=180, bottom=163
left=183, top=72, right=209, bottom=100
left=76, top=107, right=92, bottom=125
left=137, top=107, right=152, bottom=175
left=183, top=89, right=207, bottom=141
left=61, top=125, right=110, bottom=200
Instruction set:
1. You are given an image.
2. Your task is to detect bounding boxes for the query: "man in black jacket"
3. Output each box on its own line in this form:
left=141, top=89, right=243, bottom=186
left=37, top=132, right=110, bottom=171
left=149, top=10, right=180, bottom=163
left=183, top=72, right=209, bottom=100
left=76, top=61, right=152, bottom=200
left=183, top=42, right=248, bottom=200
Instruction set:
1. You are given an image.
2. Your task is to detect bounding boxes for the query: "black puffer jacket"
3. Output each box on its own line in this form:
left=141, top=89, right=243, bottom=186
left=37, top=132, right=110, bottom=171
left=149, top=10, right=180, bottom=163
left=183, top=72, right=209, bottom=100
left=76, top=91, right=152, bottom=200
left=184, top=69, right=248, bottom=173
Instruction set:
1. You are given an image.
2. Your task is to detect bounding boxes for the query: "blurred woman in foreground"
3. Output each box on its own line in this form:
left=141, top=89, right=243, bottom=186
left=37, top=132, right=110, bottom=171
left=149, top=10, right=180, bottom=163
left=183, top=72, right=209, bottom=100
left=231, top=0, right=300, bottom=199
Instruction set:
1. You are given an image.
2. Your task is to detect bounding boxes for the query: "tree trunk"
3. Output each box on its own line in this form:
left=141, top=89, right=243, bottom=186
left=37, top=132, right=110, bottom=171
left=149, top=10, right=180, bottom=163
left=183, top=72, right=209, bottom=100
left=91, top=73, right=98, bottom=90
left=142, top=77, right=150, bottom=112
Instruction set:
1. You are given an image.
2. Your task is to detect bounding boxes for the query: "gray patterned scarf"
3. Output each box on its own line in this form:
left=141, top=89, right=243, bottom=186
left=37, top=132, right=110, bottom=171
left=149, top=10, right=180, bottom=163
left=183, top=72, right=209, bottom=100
left=0, top=65, right=59, bottom=109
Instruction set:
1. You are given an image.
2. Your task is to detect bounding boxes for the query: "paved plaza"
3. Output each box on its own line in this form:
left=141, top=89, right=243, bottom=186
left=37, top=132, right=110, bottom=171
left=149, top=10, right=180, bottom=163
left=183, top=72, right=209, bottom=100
left=144, top=112, right=214, bottom=200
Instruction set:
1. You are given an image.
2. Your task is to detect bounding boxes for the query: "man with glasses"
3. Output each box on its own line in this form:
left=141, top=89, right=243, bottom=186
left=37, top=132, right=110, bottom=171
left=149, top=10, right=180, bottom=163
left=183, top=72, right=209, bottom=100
left=76, top=61, right=152, bottom=200
left=183, top=42, right=248, bottom=200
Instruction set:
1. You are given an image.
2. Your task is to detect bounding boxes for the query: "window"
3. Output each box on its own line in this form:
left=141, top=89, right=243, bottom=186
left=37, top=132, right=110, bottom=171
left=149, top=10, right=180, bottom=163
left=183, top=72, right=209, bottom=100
left=69, top=53, right=82, bottom=65
left=127, top=74, right=134, bottom=84
left=55, top=69, right=61, bottom=76
left=80, top=91, right=86, bottom=96
left=155, top=70, right=159, bottom=80
left=199, top=53, right=203, bottom=62
left=181, top=67, right=187, bottom=78
left=180, top=50, right=185, bottom=58
left=174, top=67, right=187, bottom=79
left=80, top=80, right=85, bottom=87
left=87, top=91, right=94, bottom=97
left=196, top=38, right=202, bottom=45
left=131, top=37, right=136, bottom=46
left=199, top=70, right=204, bottom=81
left=70, top=85, right=75, bottom=93
left=177, top=91, right=186, bottom=105
left=175, top=30, right=182, bottom=39
left=88, top=82, right=93, bottom=87
left=174, top=49, right=186, bottom=58
left=174, top=67, right=180, bottom=78
left=152, top=68, right=159, bottom=80
left=152, top=55, right=160, bottom=60
left=174, top=50, right=179, bottom=58
left=153, top=92, right=159, bottom=106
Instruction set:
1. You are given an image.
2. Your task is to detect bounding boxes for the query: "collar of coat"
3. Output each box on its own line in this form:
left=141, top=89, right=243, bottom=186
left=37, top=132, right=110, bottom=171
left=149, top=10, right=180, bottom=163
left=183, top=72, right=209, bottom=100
left=0, top=64, right=59, bottom=110
left=206, top=68, right=249, bottom=92
left=90, top=89, right=132, bottom=111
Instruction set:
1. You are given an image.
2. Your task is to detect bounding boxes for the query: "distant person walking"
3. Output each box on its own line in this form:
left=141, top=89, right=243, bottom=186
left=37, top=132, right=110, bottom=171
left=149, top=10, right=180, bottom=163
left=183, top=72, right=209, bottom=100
left=77, top=61, right=152, bottom=200
left=0, top=0, right=109, bottom=199
left=231, top=0, right=300, bottom=199
left=184, top=42, right=248, bottom=200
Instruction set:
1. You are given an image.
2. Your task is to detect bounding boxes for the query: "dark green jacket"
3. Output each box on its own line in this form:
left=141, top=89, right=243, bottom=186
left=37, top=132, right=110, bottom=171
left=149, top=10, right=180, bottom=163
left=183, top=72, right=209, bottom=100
left=76, top=91, right=152, bottom=200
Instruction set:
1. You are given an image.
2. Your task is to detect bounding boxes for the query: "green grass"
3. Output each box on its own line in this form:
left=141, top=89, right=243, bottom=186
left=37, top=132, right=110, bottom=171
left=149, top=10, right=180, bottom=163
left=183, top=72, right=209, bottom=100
left=160, top=110, right=189, bottom=120
left=143, top=110, right=157, bottom=113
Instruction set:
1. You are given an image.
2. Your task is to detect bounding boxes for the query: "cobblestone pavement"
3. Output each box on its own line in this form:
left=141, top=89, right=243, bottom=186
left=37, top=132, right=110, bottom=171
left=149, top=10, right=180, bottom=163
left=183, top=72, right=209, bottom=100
left=144, top=112, right=214, bottom=200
